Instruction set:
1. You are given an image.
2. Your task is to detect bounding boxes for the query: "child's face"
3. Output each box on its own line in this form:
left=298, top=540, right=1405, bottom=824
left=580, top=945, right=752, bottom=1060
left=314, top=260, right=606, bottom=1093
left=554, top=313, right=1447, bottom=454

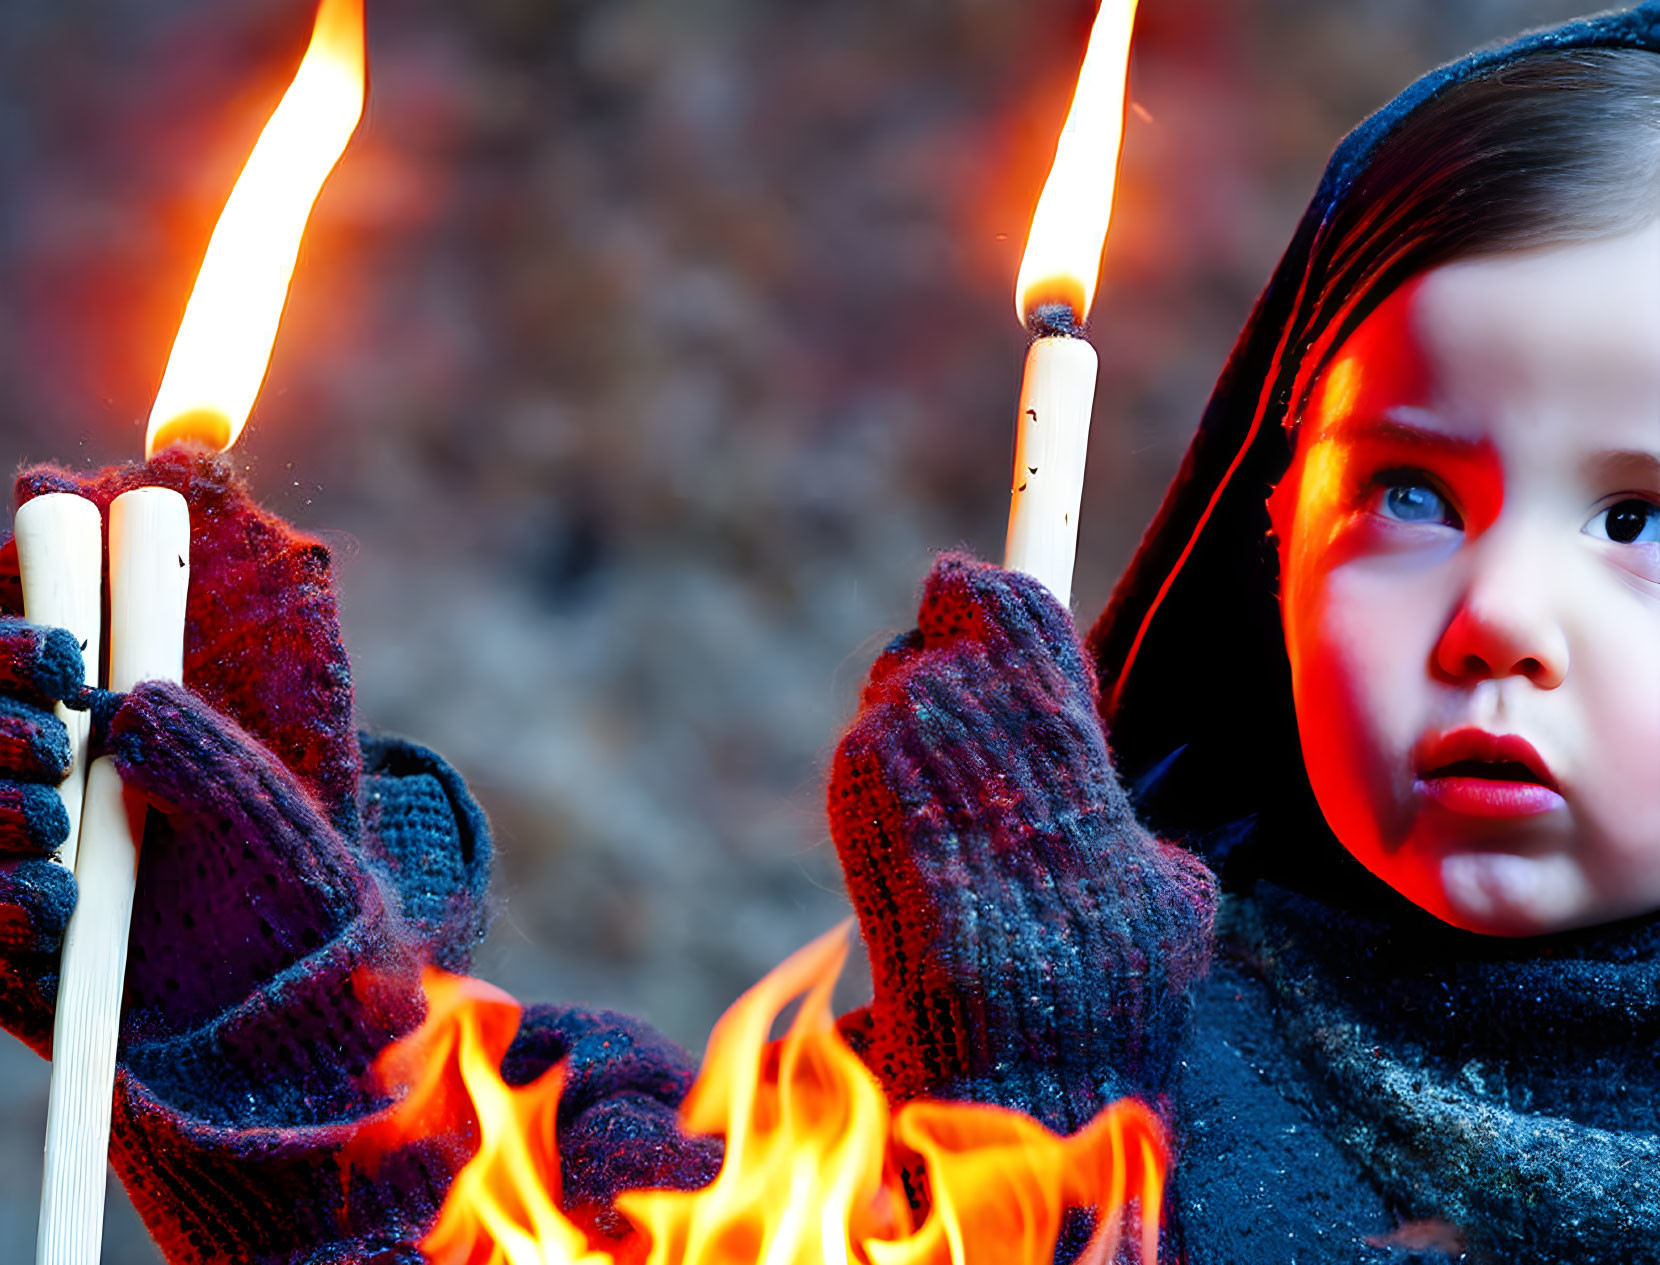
left=1273, top=222, right=1660, bottom=936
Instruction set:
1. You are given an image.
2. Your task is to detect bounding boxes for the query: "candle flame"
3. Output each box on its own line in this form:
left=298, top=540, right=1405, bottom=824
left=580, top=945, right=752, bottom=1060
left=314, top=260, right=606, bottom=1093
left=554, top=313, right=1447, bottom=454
left=145, top=0, right=366, bottom=457
left=1014, top=0, right=1139, bottom=328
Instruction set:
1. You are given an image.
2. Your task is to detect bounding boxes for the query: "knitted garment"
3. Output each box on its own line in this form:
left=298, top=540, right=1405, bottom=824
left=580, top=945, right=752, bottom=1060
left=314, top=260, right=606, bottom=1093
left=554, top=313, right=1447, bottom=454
left=0, top=617, right=81, bottom=1051
left=1225, top=883, right=1660, bottom=1264
left=104, top=692, right=510, bottom=1262
left=829, top=553, right=1216, bottom=1135
left=359, top=733, right=493, bottom=974
left=5, top=448, right=361, bottom=835
left=0, top=617, right=77, bottom=853
left=500, top=1003, right=721, bottom=1250
left=0, top=453, right=711, bottom=1263
left=0, top=454, right=495, bottom=1262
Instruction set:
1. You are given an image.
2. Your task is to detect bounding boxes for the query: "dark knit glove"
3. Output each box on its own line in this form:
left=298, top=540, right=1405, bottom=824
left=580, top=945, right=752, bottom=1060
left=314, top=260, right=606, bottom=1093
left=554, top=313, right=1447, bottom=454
left=0, top=616, right=87, bottom=1054
left=0, top=449, right=371, bottom=1061
left=502, top=1003, right=722, bottom=1251
left=0, top=453, right=491, bottom=1262
left=100, top=680, right=464, bottom=1260
left=829, top=553, right=1217, bottom=1134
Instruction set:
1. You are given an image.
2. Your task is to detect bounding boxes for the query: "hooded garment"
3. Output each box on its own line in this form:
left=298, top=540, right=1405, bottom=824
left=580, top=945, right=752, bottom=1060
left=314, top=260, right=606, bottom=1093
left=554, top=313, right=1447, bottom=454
left=1082, top=4, right=1660, bottom=1261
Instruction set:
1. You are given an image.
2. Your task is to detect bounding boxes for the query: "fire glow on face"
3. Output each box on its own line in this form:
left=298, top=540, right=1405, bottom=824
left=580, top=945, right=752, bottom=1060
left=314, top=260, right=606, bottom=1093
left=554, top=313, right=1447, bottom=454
left=360, top=924, right=1168, bottom=1265
left=145, top=0, right=366, bottom=457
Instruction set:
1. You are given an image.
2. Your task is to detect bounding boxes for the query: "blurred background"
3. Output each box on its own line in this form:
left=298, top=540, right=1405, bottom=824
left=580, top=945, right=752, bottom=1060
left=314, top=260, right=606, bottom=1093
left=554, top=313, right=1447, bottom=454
left=0, top=0, right=1601, bottom=1256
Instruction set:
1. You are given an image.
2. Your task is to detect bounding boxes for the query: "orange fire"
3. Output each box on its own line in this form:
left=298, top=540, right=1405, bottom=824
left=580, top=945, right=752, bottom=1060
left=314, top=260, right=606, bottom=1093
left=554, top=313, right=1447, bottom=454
left=146, top=0, right=366, bottom=456
left=363, top=924, right=1168, bottom=1265
left=1014, top=0, right=1140, bottom=325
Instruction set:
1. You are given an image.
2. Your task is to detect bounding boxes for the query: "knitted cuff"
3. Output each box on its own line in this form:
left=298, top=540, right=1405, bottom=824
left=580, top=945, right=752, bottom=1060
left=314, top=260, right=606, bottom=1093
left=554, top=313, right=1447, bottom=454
left=358, top=733, right=494, bottom=973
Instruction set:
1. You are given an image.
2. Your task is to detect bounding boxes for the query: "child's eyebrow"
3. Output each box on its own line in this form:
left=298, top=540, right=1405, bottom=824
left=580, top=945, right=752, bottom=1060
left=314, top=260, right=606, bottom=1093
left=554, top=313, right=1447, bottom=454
left=1339, top=412, right=1488, bottom=457
left=1585, top=448, right=1660, bottom=484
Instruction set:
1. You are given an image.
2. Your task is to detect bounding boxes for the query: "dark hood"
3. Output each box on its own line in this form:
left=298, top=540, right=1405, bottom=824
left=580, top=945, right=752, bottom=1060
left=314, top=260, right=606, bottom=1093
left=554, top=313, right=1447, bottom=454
left=1086, top=2, right=1660, bottom=894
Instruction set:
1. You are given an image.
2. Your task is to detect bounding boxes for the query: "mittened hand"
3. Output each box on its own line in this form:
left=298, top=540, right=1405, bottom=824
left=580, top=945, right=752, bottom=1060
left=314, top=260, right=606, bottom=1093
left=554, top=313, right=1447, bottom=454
left=0, top=617, right=88, bottom=1054
left=829, top=553, right=1216, bottom=1134
left=107, top=680, right=392, bottom=1046
left=2, top=447, right=360, bottom=835
left=102, top=680, right=432, bottom=1260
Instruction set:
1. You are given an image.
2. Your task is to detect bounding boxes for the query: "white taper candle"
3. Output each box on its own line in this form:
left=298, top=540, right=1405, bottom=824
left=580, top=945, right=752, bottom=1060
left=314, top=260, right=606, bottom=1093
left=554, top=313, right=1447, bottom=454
left=37, top=487, right=189, bottom=1265
left=14, top=494, right=104, bottom=874
left=1003, top=333, right=1100, bottom=604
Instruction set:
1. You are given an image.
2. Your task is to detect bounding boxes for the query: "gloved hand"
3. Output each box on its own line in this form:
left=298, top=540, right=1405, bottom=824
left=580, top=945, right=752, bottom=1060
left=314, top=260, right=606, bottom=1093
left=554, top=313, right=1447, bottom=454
left=829, top=553, right=1218, bottom=1136
left=106, top=678, right=458, bottom=1260
left=0, top=616, right=88, bottom=1054
left=0, top=450, right=490, bottom=1262
left=2, top=447, right=361, bottom=832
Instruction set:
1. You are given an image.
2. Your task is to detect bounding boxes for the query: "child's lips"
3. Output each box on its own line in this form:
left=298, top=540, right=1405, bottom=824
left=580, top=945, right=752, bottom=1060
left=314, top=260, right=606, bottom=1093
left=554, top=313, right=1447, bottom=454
left=1412, top=728, right=1565, bottom=819
left=1414, top=774, right=1566, bottom=819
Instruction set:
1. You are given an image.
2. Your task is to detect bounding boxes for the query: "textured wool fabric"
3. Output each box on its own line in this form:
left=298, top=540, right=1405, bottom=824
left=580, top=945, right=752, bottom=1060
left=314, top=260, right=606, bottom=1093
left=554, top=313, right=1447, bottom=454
left=1162, top=886, right=1660, bottom=1265
left=0, top=453, right=498, bottom=1262
left=830, top=552, right=1217, bottom=1136
left=0, top=615, right=89, bottom=1054
left=359, top=733, right=493, bottom=974
left=103, top=697, right=504, bottom=1261
left=501, top=1003, right=723, bottom=1249
left=4, top=448, right=362, bottom=836
left=1229, top=884, right=1660, bottom=1262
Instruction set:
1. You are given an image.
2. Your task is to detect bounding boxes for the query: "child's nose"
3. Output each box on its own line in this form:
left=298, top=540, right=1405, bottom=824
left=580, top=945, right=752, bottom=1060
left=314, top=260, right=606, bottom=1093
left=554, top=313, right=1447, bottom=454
left=1432, top=539, right=1569, bottom=689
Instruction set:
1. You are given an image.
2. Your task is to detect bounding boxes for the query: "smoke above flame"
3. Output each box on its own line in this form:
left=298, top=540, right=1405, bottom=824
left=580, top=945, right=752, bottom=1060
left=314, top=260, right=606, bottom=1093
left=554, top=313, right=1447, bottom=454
left=362, top=924, right=1168, bottom=1265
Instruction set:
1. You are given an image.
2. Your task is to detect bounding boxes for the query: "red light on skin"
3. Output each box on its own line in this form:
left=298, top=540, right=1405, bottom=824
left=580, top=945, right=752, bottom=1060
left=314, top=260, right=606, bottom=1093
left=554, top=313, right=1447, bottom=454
left=1416, top=777, right=1566, bottom=819
left=1413, top=728, right=1565, bottom=820
left=1270, top=280, right=1507, bottom=580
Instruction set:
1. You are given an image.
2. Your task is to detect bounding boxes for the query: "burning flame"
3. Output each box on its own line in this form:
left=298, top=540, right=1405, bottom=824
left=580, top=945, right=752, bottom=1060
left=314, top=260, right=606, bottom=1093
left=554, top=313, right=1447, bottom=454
left=1014, top=0, right=1140, bottom=326
left=145, top=0, right=366, bottom=457
left=363, top=924, right=1168, bottom=1265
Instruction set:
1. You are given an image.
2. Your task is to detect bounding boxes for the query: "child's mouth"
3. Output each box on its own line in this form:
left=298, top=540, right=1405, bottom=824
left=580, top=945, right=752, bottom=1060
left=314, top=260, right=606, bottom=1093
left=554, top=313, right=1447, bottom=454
left=1424, top=759, right=1547, bottom=785
left=1412, top=731, right=1565, bottom=820
left=1416, top=760, right=1565, bottom=819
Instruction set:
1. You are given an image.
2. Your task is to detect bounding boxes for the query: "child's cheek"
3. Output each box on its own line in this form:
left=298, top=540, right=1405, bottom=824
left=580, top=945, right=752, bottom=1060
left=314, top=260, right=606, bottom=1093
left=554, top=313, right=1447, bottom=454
left=1288, top=559, right=1434, bottom=860
left=1569, top=595, right=1660, bottom=881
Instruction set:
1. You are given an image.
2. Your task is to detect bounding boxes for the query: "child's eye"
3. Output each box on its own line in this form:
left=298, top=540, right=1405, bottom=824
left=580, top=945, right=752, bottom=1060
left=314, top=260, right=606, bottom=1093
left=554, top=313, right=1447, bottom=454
left=1588, top=498, right=1660, bottom=545
left=1368, top=472, right=1461, bottom=529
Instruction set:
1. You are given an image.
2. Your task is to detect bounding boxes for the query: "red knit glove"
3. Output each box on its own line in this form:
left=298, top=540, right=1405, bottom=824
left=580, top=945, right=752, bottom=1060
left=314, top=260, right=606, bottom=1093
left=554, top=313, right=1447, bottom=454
left=0, top=451, right=458, bottom=1262
left=103, top=679, right=450, bottom=1261
left=2, top=447, right=361, bottom=833
left=829, top=553, right=1217, bottom=1134
left=0, top=449, right=369, bottom=1050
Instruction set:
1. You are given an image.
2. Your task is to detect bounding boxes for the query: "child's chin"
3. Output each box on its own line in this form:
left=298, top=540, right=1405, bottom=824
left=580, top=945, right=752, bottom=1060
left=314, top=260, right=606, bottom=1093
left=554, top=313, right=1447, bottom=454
left=1433, top=850, right=1581, bottom=937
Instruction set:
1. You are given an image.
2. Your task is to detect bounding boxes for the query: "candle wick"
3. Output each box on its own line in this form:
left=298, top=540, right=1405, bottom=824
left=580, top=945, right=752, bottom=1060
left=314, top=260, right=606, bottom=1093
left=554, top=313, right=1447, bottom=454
left=1024, top=302, right=1086, bottom=340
